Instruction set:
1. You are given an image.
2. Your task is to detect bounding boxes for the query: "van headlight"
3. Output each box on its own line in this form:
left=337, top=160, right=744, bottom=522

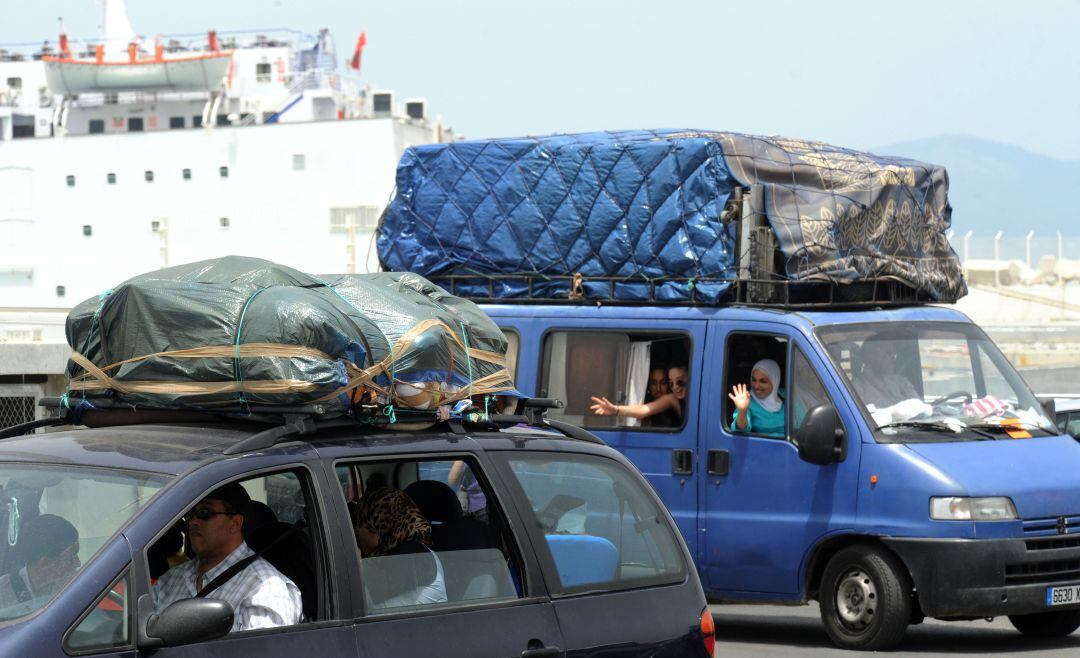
left=930, top=496, right=1017, bottom=521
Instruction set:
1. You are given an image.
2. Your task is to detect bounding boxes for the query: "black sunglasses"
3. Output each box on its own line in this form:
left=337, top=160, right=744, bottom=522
left=185, top=507, right=237, bottom=522
left=671, top=379, right=688, bottom=389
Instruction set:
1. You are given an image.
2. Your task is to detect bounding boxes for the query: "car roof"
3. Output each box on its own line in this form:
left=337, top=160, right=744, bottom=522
left=0, top=421, right=598, bottom=476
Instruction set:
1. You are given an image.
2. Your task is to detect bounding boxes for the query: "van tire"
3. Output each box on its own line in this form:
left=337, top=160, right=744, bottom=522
left=819, top=545, right=911, bottom=651
left=1008, top=609, right=1080, bottom=637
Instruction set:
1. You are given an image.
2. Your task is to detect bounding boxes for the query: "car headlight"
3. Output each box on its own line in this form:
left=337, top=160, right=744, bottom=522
left=930, top=496, right=1017, bottom=521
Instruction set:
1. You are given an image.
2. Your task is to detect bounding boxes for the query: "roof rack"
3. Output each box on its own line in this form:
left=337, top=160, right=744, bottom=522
left=427, top=274, right=939, bottom=309
left=0, top=396, right=601, bottom=452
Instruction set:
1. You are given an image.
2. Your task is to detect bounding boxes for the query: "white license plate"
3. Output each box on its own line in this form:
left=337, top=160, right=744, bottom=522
left=1047, top=584, right=1080, bottom=607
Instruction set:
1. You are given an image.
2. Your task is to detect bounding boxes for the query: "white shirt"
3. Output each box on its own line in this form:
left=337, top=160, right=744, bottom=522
left=153, top=542, right=302, bottom=632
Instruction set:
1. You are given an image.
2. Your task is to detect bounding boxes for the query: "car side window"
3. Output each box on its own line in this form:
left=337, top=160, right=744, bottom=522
left=724, top=332, right=789, bottom=439
left=501, top=452, right=685, bottom=595
left=146, top=469, right=321, bottom=633
left=791, top=345, right=838, bottom=436
left=65, top=569, right=131, bottom=653
left=539, top=330, right=691, bottom=430
left=335, top=458, right=523, bottom=615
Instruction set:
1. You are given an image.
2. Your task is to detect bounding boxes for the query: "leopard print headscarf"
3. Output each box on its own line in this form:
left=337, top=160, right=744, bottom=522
left=354, top=486, right=432, bottom=557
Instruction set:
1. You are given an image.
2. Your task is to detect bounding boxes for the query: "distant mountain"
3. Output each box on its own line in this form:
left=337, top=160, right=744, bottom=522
left=870, top=135, right=1080, bottom=236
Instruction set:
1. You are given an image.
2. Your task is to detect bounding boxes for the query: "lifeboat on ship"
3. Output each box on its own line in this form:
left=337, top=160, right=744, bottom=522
left=42, top=31, right=232, bottom=94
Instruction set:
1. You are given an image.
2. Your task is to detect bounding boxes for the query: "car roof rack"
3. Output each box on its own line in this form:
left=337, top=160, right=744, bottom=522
left=4, top=395, right=602, bottom=452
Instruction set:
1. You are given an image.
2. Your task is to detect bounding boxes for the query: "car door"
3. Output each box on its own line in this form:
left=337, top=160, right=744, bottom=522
left=316, top=447, right=566, bottom=658
left=698, top=322, right=861, bottom=597
left=116, top=455, right=359, bottom=658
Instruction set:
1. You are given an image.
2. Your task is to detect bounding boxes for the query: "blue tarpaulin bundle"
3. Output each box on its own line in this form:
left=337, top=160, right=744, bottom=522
left=377, top=130, right=966, bottom=304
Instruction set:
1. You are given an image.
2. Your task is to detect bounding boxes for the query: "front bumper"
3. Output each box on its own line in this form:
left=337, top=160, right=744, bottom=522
left=884, top=535, right=1080, bottom=618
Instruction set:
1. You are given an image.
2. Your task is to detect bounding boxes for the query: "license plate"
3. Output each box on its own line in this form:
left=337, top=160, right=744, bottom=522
left=1046, top=584, right=1080, bottom=606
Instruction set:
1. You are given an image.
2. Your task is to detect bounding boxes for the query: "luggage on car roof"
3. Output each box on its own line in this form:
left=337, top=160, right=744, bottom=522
left=64, top=256, right=515, bottom=415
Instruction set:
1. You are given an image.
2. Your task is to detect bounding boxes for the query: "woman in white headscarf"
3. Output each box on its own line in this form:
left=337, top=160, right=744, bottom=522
left=729, top=358, right=785, bottom=437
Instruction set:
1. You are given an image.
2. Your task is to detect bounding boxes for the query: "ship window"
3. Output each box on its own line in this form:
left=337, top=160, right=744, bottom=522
left=169, top=116, right=185, bottom=129
left=82, top=225, right=92, bottom=237
left=107, top=173, right=116, bottom=185
left=182, top=168, right=191, bottom=181
left=105, top=93, right=118, bottom=104
left=5, top=77, right=21, bottom=89
left=192, top=115, right=203, bottom=128
left=256, top=62, right=272, bottom=82
left=66, top=175, right=75, bottom=187
left=56, top=285, right=66, bottom=298
left=144, top=170, right=154, bottom=182
left=89, top=119, right=105, bottom=134
left=219, top=217, right=230, bottom=228
left=293, top=154, right=305, bottom=171
left=215, top=114, right=229, bottom=127
left=150, top=220, right=160, bottom=232
left=128, top=117, right=144, bottom=132
left=219, top=166, right=229, bottom=178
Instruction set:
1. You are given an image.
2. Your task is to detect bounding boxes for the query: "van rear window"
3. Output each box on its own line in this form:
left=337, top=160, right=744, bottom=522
left=502, top=453, right=686, bottom=595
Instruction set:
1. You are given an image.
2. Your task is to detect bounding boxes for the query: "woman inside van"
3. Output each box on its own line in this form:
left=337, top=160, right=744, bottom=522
left=590, top=365, right=688, bottom=425
left=730, top=358, right=785, bottom=437
left=352, top=487, right=447, bottom=610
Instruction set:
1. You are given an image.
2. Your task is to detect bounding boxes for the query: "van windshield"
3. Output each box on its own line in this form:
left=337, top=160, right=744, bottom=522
left=0, top=464, right=167, bottom=623
left=816, top=322, right=1057, bottom=442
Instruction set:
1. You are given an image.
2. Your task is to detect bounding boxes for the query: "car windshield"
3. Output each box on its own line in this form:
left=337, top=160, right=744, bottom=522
left=0, top=464, right=167, bottom=623
left=817, top=321, right=1058, bottom=442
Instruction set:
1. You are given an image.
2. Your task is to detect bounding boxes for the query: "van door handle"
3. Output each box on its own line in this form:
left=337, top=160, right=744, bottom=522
left=707, top=449, right=730, bottom=476
left=672, top=449, right=694, bottom=475
left=521, top=646, right=561, bottom=657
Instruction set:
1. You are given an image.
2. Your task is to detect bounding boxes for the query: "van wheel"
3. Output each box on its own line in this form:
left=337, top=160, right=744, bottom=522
left=819, top=545, right=911, bottom=650
left=1008, top=609, right=1080, bottom=637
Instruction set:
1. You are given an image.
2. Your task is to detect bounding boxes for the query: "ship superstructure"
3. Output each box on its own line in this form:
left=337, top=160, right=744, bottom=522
left=0, top=1, right=453, bottom=424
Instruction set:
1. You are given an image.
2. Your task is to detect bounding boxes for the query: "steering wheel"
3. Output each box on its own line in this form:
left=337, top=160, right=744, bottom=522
left=930, top=391, right=972, bottom=406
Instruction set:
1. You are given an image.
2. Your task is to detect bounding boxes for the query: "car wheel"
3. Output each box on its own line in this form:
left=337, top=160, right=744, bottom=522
left=819, top=545, right=912, bottom=651
left=1008, top=609, right=1080, bottom=637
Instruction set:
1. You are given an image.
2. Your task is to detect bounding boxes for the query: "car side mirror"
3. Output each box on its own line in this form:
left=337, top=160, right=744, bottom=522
left=796, top=404, right=846, bottom=466
left=1039, top=397, right=1056, bottom=419
left=144, top=597, right=233, bottom=647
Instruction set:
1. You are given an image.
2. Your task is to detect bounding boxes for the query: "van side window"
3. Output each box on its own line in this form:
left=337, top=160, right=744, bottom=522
left=146, top=469, right=321, bottom=631
left=725, top=332, right=788, bottom=439
left=501, top=453, right=686, bottom=595
left=540, top=331, right=691, bottom=430
left=335, top=458, right=523, bottom=614
left=501, top=328, right=520, bottom=382
left=791, top=346, right=838, bottom=435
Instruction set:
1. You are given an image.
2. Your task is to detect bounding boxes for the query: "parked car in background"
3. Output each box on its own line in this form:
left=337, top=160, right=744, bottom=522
left=1055, top=399, right=1080, bottom=440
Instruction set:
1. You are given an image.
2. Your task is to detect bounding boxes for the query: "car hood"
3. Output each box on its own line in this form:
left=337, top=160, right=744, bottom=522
left=905, top=435, right=1080, bottom=519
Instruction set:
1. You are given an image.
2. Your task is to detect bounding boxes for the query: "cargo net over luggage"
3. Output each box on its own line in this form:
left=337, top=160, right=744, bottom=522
left=377, top=130, right=967, bottom=305
left=62, top=257, right=517, bottom=419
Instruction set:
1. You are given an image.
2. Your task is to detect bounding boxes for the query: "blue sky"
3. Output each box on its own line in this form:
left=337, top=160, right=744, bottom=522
left=4, top=0, right=1078, bottom=160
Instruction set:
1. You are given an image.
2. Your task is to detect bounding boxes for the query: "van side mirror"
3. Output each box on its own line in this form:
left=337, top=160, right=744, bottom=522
left=144, top=598, right=233, bottom=647
left=1039, top=397, right=1056, bottom=419
left=796, top=404, right=846, bottom=466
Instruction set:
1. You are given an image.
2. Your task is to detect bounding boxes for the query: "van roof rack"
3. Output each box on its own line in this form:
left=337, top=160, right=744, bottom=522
left=426, top=274, right=938, bottom=309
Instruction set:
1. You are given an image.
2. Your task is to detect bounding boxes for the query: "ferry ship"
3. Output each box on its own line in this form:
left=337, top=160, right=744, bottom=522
left=0, top=1, right=453, bottom=425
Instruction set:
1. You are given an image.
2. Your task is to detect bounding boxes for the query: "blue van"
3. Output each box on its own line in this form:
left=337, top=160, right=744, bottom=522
left=374, top=129, right=1080, bottom=649
left=485, top=302, right=1080, bottom=650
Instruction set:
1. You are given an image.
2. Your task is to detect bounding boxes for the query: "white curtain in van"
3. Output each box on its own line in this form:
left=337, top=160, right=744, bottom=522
left=620, top=341, right=652, bottom=427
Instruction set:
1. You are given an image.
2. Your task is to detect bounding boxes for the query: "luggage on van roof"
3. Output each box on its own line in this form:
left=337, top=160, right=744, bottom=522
left=64, top=256, right=515, bottom=416
left=377, top=130, right=967, bottom=305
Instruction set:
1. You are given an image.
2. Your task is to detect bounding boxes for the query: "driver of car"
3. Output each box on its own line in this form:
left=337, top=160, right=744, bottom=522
left=152, top=483, right=302, bottom=631
left=855, top=340, right=920, bottom=409
left=0, top=514, right=80, bottom=609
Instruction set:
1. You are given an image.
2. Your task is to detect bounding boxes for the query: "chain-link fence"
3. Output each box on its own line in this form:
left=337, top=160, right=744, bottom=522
left=0, top=396, right=35, bottom=429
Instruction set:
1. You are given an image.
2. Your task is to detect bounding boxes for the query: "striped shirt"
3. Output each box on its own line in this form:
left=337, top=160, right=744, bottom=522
left=153, top=542, right=302, bottom=632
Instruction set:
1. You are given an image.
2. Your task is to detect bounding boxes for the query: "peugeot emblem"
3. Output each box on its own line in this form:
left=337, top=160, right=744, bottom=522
left=1057, top=516, right=1069, bottom=535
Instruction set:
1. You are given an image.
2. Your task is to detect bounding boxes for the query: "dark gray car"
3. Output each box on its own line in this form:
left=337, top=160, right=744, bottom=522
left=0, top=416, right=712, bottom=657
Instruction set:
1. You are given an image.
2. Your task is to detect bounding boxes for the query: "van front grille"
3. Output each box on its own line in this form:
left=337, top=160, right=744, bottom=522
left=1021, top=513, right=1080, bottom=537
left=1005, top=558, right=1080, bottom=586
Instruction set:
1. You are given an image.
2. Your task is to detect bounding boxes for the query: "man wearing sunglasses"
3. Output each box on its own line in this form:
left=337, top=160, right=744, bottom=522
left=153, top=483, right=301, bottom=631
left=591, top=365, right=689, bottom=425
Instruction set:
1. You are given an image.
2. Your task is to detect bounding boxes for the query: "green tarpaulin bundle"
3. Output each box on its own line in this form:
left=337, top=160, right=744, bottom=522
left=64, top=256, right=515, bottom=415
